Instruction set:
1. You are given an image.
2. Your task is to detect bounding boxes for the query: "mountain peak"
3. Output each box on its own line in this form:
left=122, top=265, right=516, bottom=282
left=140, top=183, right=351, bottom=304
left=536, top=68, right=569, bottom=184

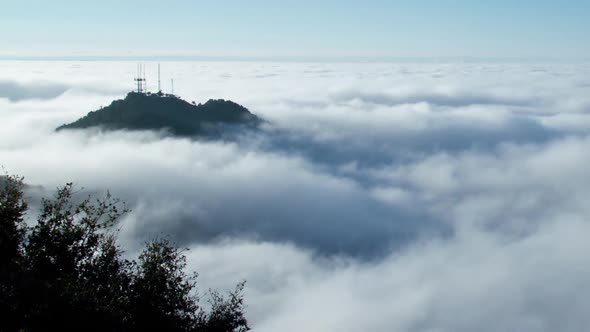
left=57, top=92, right=260, bottom=137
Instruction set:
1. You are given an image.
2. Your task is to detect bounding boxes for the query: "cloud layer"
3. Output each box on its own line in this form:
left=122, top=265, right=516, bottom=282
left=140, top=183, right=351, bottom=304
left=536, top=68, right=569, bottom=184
left=1, top=60, right=590, bottom=331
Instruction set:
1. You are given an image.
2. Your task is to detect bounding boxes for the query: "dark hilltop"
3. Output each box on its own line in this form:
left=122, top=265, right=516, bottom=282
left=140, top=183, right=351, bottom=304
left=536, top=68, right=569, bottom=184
left=57, top=91, right=261, bottom=137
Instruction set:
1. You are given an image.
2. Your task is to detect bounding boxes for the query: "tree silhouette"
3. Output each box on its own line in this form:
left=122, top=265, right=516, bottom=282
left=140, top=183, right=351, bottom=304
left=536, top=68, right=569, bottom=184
left=0, top=175, right=249, bottom=332
left=23, top=184, right=131, bottom=331
left=0, top=174, right=28, bottom=331
left=130, top=239, right=200, bottom=331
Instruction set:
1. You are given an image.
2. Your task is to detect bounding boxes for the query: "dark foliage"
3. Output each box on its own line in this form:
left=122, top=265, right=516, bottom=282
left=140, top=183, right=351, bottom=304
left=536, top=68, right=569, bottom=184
left=0, top=175, right=249, bottom=332
left=0, top=175, right=28, bottom=332
left=56, top=92, right=260, bottom=137
left=130, top=239, right=200, bottom=331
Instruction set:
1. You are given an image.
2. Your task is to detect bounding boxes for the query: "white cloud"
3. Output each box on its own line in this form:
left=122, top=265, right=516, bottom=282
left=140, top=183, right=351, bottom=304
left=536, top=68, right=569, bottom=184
left=187, top=219, right=590, bottom=332
left=1, top=60, right=590, bottom=330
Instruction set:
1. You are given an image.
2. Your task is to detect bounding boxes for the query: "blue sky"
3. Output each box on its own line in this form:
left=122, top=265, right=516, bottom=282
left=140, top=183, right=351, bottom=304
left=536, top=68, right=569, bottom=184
left=1, top=0, right=588, bottom=60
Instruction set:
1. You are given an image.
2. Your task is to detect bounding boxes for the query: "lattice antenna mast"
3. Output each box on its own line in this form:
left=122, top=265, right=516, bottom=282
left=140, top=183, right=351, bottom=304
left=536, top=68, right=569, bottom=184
left=134, top=63, right=146, bottom=93
left=171, top=78, right=174, bottom=95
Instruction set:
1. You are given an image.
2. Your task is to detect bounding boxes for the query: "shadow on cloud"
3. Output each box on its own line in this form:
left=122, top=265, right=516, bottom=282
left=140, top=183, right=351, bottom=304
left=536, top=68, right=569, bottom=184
left=0, top=80, right=70, bottom=101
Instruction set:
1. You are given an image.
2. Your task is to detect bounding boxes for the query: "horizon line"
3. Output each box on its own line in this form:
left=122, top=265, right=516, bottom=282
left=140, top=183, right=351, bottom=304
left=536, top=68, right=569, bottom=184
left=1, top=54, right=589, bottom=64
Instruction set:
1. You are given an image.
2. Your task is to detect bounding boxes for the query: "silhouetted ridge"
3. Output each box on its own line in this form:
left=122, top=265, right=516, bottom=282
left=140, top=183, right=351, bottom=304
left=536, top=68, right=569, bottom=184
left=56, top=92, right=260, bottom=137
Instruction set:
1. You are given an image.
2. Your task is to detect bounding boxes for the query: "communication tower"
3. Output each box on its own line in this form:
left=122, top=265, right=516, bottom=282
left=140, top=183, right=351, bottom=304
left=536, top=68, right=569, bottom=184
left=134, top=64, right=146, bottom=93
left=158, top=63, right=161, bottom=93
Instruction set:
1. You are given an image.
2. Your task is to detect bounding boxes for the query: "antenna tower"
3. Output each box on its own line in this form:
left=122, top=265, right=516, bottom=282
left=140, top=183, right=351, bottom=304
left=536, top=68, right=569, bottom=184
left=158, top=63, right=161, bottom=93
left=171, top=78, right=174, bottom=95
left=134, top=63, right=146, bottom=93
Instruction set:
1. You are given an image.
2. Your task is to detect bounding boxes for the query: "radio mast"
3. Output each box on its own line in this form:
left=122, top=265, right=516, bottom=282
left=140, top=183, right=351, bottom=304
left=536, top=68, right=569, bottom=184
left=134, top=63, right=146, bottom=93
left=158, top=63, right=161, bottom=93
left=143, top=63, right=146, bottom=91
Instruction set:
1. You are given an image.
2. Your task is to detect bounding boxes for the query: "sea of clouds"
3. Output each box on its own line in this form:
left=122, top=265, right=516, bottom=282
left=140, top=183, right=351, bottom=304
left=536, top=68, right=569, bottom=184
left=1, top=60, right=590, bottom=331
